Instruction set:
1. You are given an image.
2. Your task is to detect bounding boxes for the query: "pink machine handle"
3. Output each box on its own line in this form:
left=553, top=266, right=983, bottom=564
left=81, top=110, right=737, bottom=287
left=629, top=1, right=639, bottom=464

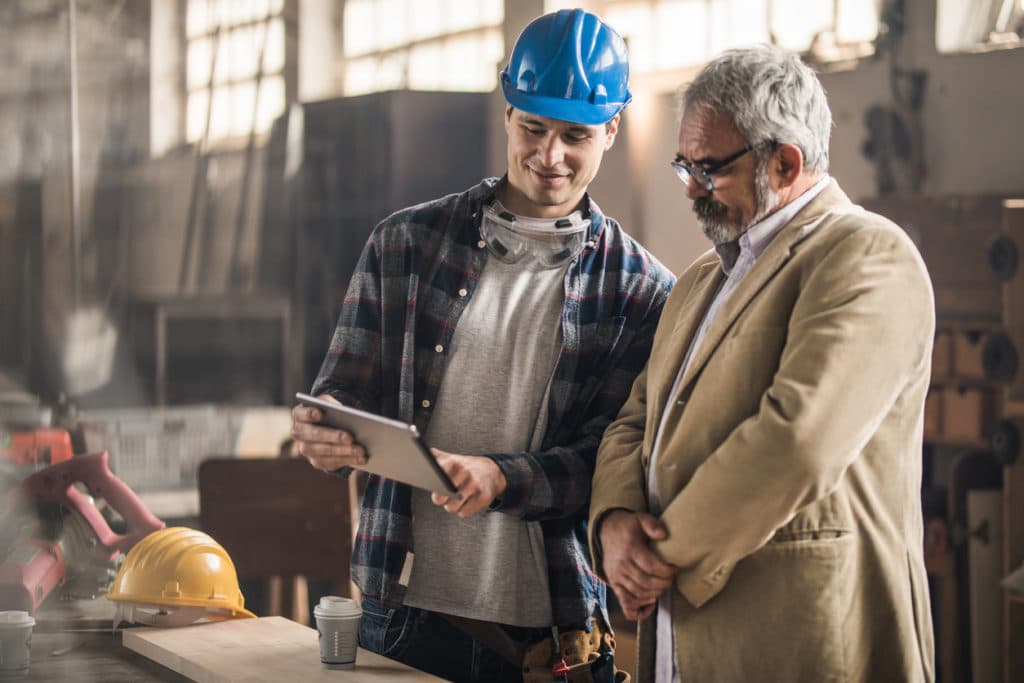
left=17, top=451, right=165, bottom=559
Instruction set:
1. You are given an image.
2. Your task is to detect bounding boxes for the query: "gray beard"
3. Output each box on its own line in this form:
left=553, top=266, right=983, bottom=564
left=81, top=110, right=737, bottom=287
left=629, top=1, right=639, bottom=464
left=696, top=163, right=779, bottom=246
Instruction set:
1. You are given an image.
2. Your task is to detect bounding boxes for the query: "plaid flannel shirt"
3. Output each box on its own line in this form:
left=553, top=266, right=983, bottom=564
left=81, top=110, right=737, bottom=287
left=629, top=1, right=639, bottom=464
left=312, top=177, right=674, bottom=630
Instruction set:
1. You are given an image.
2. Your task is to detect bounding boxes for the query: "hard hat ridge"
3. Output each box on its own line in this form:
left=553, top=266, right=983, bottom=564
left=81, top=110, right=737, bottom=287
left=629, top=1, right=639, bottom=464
left=501, top=8, right=631, bottom=126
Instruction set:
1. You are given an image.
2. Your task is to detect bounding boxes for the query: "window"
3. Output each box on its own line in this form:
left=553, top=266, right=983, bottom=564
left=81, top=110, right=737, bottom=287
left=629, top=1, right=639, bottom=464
left=342, top=0, right=504, bottom=95
left=936, top=0, right=1023, bottom=53
left=604, top=0, right=878, bottom=74
left=186, top=0, right=287, bottom=144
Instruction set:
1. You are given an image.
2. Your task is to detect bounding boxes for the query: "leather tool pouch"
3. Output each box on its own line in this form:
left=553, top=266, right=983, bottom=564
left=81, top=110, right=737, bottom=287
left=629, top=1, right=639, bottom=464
left=441, top=614, right=630, bottom=682
left=521, top=624, right=631, bottom=683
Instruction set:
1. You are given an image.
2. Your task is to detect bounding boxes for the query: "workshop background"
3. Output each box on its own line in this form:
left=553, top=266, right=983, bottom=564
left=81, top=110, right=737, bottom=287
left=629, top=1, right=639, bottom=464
left=0, top=1, right=1022, bottom=682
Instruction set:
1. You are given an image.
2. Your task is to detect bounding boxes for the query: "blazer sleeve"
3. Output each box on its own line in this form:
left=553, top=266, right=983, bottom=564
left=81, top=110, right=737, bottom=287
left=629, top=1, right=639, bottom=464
left=652, top=223, right=934, bottom=607
left=588, top=341, right=657, bottom=580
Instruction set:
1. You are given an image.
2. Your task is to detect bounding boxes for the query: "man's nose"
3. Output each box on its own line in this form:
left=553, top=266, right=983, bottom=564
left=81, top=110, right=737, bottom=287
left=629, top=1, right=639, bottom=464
left=537, top=135, right=565, bottom=166
left=685, top=175, right=710, bottom=201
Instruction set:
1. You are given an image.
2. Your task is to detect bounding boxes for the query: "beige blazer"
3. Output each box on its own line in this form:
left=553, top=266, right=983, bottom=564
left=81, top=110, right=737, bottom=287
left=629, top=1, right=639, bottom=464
left=590, top=182, right=936, bottom=682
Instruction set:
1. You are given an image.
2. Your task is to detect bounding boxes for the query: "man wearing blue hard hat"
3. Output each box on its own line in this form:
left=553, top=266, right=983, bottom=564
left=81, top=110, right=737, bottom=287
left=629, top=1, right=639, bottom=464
left=292, top=8, right=673, bottom=683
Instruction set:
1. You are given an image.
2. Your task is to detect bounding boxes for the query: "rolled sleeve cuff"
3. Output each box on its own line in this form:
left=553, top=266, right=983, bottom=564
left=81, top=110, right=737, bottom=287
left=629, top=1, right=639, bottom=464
left=484, top=452, right=534, bottom=512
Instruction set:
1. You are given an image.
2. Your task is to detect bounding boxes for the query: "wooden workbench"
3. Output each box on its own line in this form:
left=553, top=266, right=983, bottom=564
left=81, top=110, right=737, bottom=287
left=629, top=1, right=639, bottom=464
left=124, top=616, right=445, bottom=682
left=25, top=599, right=444, bottom=682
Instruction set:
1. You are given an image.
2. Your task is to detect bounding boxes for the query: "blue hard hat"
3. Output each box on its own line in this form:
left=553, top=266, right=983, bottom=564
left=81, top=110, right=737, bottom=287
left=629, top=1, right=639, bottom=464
left=500, top=9, right=632, bottom=126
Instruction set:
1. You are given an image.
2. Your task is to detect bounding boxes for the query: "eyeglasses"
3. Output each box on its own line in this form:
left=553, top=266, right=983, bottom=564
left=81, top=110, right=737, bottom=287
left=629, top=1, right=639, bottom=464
left=670, top=140, right=775, bottom=192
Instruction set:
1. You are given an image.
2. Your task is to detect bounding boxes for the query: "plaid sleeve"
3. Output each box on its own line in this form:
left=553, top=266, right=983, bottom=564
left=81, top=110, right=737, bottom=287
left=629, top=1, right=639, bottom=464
left=310, top=230, right=384, bottom=412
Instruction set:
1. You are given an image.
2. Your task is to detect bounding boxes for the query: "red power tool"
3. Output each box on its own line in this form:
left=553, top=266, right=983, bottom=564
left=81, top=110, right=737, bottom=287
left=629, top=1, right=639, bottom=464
left=0, top=428, right=74, bottom=466
left=0, top=451, right=165, bottom=613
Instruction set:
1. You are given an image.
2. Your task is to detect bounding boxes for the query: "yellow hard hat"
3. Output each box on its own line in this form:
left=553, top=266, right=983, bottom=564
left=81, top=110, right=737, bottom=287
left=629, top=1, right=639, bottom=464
left=107, top=527, right=256, bottom=621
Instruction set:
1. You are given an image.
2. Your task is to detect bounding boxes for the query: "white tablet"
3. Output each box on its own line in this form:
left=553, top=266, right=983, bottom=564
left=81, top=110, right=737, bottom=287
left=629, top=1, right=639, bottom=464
left=295, top=392, right=459, bottom=497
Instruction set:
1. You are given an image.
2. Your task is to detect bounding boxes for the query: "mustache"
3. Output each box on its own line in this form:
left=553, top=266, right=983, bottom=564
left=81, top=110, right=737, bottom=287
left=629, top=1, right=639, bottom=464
left=694, top=197, right=727, bottom=220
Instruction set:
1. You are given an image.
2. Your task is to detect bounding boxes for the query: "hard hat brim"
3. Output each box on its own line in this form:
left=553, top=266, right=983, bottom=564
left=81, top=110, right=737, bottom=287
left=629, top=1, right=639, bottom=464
left=502, top=78, right=629, bottom=126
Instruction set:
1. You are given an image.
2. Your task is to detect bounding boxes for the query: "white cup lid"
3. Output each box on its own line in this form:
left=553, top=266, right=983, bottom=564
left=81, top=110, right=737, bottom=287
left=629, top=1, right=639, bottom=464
left=313, top=596, right=361, bottom=619
left=0, top=611, right=35, bottom=628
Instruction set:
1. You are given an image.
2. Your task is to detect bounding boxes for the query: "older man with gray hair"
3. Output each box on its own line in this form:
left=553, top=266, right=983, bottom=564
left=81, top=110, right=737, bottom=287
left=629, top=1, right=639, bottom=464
left=589, top=45, right=936, bottom=682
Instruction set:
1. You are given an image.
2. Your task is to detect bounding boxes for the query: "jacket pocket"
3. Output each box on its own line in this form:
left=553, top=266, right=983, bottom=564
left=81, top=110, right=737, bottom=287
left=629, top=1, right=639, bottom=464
left=677, top=530, right=854, bottom=682
left=752, top=530, right=853, bottom=681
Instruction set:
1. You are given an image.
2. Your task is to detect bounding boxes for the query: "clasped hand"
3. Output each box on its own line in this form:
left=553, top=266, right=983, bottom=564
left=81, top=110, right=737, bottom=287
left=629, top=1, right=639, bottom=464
left=599, top=510, right=677, bottom=620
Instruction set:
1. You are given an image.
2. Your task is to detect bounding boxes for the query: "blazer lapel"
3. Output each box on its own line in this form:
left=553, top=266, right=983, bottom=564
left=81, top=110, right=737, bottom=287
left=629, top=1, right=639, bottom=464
left=678, top=182, right=849, bottom=392
left=649, top=259, right=723, bottom=427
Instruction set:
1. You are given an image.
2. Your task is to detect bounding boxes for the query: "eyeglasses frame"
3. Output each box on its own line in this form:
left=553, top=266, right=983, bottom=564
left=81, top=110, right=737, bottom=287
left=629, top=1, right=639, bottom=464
left=670, top=139, right=777, bottom=192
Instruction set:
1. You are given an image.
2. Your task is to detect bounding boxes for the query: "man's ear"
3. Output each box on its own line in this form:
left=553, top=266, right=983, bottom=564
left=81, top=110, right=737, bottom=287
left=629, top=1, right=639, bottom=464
left=604, top=114, right=621, bottom=150
left=775, top=143, right=804, bottom=187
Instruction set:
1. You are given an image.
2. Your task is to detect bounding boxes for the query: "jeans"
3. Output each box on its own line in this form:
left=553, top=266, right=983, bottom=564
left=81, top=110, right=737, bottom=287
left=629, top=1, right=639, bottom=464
left=358, top=597, right=550, bottom=683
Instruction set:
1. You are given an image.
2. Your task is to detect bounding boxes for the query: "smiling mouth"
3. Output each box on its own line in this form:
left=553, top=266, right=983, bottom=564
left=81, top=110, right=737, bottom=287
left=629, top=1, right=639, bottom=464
left=530, top=167, right=567, bottom=182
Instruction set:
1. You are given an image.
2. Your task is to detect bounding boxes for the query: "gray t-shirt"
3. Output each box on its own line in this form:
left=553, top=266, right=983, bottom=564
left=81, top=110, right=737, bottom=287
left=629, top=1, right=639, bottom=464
left=403, top=257, right=566, bottom=627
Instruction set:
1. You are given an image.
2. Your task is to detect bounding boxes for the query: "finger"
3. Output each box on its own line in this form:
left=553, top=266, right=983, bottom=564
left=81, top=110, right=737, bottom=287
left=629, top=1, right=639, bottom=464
left=444, top=491, right=474, bottom=516
left=622, top=566, right=674, bottom=596
left=611, top=581, right=648, bottom=607
left=631, top=551, right=677, bottom=580
left=615, top=573, right=666, bottom=603
left=455, top=495, right=489, bottom=518
left=616, top=590, right=657, bottom=617
left=621, top=555, right=674, bottom=590
left=442, top=463, right=476, bottom=496
left=291, top=404, right=323, bottom=423
left=303, top=455, right=364, bottom=472
left=298, top=443, right=367, bottom=470
left=637, top=513, right=668, bottom=541
left=291, top=419, right=355, bottom=447
left=431, top=492, right=450, bottom=506
left=304, top=447, right=366, bottom=465
left=297, top=440, right=365, bottom=460
left=617, top=591, right=653, bottom=614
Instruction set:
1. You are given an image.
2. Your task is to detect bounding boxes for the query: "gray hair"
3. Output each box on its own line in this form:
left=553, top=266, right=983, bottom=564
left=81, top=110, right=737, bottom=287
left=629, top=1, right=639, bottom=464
left=681, top=45, right=832, bottom=173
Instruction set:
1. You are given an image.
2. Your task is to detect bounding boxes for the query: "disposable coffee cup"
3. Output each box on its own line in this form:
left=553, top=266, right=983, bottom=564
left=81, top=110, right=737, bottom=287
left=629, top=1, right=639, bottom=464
left=313, top=596, right=361, bottom=670
left=0, top=611, right=35, bottom=678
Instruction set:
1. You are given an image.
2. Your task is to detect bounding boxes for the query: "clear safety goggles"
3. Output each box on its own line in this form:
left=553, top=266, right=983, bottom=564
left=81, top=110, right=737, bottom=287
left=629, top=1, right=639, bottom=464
left=479, top=202, right=591, bottom=270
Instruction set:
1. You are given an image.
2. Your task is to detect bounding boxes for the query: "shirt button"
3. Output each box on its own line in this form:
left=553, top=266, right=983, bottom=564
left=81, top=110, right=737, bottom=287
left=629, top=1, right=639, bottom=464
left=434, top=344, right=444, bottom=353
left=458, top=288, right=468, bottom=297
left=421, top=399, right=431, bottom=408
left=477, top=240, right=486, bottom=249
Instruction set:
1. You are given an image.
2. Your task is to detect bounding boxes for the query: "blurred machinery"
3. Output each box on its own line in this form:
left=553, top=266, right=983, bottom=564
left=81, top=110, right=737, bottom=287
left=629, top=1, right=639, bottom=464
left=0, top=450, right=164, bottom=613
left=0, top=427, right=74, bottom=466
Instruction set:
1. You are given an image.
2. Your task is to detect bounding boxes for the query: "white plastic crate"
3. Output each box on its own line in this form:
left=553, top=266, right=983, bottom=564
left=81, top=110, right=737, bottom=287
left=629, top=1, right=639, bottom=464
left=79, top=405, right=241, bottom=492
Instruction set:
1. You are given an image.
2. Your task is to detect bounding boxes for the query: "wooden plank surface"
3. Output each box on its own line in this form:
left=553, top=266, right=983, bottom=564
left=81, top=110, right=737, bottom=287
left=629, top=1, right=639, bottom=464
left=123, top=617, right=445, bottom=682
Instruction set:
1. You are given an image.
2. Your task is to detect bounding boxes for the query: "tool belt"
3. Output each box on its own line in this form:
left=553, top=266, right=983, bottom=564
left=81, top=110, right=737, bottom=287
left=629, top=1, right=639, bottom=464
left=441, top=614, right=630, bottom=683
